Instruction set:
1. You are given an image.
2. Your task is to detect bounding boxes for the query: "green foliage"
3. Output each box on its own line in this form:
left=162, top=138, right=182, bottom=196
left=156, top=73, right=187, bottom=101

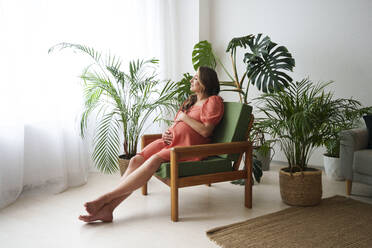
left=244, top=36, right=295, bottom=95
left=231, top=156, right=263, bottom=185
left=187, top=33, right=294, bottom=183
left=253, top=158, right=263, bottom=182
left=250, top=120, right=277, bottom=157
left=192, top=40, right=217, bottom=71
left=324, top=104, right=372, bottom=157
left=226, top=34, right=255, bottom=52
left=174, top=73, right=193, bottom=108
left=256, top=78, right=356, bottom=172
left=191, top=34, right=295, bottom=104
left=49, top=43, right=179, bottom=174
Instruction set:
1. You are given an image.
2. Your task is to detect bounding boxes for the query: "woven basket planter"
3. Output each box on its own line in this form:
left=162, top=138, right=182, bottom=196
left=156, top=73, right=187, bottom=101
left=279, top=167, right=322, bottom=206
left=118, top=155, right=130, bottom=176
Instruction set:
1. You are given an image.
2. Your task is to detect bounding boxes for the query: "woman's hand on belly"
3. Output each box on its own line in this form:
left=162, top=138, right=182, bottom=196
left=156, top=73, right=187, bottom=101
left=162, top=130, right=173, bottom=145
left=175, top=111, right=214, bottom=138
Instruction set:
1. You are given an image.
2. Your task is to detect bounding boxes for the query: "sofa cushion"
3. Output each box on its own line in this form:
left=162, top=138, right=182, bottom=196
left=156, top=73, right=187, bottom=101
left=156, top=156, right=233, bottom=178
left=363, top=115, right=372, bottom=148
left=212, top=102, right=252, bottom=161
left=353, top=149, right=372, bottom=176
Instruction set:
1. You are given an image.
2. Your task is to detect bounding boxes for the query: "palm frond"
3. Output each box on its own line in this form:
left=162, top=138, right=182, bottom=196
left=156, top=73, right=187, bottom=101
left=92, top=113, right=120, bottom=174
left=49, top=43, right=102, bottom=64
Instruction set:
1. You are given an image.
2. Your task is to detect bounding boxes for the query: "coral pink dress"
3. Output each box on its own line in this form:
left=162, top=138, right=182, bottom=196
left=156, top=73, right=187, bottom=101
left=138, top=95, right=224, bottom=162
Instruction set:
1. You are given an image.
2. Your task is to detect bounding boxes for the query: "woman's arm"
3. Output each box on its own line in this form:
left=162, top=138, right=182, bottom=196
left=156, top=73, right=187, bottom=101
left=175, top=112, right=215, bottom=138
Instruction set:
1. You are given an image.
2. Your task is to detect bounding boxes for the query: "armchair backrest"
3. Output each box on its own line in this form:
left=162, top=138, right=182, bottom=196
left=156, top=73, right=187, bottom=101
left=212, top=102, right=253, bottom=161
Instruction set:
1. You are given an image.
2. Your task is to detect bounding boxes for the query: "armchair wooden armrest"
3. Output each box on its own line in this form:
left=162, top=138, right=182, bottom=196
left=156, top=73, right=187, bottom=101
left=141, top=134, right=162, bottom=148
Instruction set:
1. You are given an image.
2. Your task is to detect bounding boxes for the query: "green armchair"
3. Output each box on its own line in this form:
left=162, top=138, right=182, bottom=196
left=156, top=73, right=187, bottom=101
left=141, top=102, right=254, bottom=222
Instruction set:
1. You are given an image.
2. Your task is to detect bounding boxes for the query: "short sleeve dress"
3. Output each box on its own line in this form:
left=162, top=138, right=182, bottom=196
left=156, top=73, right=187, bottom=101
left=138, top=95, right=224, bottom=162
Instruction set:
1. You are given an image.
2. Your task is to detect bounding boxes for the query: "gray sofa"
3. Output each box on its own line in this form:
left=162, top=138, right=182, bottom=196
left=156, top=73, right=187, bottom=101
left=340, top=128, right=372, bottom=195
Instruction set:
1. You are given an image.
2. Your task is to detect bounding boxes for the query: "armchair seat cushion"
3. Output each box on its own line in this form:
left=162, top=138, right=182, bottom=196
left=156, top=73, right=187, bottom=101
left=353, top=149, right=372, bottom=176
left=156, top=156, right=233, bottom=178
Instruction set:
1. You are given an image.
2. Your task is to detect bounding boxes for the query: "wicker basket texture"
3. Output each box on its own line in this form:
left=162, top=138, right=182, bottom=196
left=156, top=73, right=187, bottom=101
left=279, top=168, right=322, bottom=206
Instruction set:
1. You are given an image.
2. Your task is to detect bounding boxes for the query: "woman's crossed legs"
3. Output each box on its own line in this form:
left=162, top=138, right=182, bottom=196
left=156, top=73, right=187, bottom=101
left=79, top=154, right=165, bottom=223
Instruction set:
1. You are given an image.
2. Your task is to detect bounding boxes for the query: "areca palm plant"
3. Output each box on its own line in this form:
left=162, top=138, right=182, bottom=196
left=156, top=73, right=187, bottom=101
left=49, top=43, right=178, bottom=174
left=255, top=78, right=357, bottom=172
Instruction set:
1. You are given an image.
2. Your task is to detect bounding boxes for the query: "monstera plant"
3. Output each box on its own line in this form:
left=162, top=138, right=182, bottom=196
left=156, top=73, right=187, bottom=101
left=189, top=34, right=295, bottom=183
left=191, top=34, right=295, bottom=103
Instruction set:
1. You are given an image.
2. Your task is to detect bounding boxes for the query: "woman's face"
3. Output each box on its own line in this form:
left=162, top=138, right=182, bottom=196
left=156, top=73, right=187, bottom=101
left=190, top=70, right=204, bottom=93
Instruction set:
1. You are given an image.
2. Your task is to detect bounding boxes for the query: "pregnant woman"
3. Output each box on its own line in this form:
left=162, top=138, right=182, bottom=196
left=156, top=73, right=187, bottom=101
left=79, top=66, right=224, bottom=223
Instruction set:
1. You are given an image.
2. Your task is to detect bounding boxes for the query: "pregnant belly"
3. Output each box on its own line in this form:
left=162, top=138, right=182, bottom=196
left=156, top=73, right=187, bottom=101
left=169, top=122, right=209, bottom=146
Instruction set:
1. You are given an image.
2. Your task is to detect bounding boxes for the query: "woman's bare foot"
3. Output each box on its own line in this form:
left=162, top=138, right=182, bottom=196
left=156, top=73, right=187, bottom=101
left=79, top=205, right=113, bottom=223
left=84, top=195, right=110, bottom=215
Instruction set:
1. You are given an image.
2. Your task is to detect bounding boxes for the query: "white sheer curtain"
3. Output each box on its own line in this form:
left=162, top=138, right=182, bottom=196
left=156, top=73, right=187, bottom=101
left=0, top=0, right=180, bottom=209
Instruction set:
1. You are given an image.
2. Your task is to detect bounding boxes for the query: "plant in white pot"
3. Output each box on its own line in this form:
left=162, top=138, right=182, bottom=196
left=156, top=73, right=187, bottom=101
left=323, top=102, right=372, bottom=180
left=256, top=79, right=354, bottom=206
left=49, top=43, right=179, bottom=175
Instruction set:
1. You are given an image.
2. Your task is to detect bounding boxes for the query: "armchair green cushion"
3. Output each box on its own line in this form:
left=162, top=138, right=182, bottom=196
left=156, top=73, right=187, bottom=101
left=212, top=102, right=252, bottom=161
left=156, top=156, right=233, bottom=178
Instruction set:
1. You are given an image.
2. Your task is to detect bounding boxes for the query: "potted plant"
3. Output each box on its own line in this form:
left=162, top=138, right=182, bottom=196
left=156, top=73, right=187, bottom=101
left=256, top=79, right=353, bottom=206
left=250, top=122, right=276, bottom=171
left=323, top=102, right=372, bottom=180
left=190, top=34, right=295, bottom=183
left=49, top=43, right=179, bottom=175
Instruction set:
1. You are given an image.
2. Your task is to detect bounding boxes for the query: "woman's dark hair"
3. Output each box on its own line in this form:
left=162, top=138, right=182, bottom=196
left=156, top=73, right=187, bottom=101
left=181, top=66, right=220, bottom=112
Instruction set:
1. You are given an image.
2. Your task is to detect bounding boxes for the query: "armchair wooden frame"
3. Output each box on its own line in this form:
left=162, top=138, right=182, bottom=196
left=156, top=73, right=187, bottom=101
left=141, top=114, right=254, bottom=222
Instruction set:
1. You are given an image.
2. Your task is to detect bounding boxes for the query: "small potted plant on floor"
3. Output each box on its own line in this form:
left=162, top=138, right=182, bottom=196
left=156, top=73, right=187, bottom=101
left=49, top=43, right=179, bottom=175
left=251, top=121, right=276, bottom=171
left=256, top=79, right=354, bottom=206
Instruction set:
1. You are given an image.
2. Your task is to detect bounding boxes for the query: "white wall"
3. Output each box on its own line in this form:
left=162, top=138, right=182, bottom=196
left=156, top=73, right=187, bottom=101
left=205, top=0, right=372, bottom=166
left=169, top=0, right=199, bottom=81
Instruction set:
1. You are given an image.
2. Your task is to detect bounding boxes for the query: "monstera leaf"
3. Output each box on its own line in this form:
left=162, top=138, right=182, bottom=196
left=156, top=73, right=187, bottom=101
left=192, top=40, right=216, bottom=70
left=226, top=34, right=254, bottom=53
left=244, top=35, right=295, bottom=93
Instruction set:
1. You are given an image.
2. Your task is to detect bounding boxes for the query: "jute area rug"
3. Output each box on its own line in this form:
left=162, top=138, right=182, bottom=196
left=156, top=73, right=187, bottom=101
left=206, top=195, right=372, bottom=248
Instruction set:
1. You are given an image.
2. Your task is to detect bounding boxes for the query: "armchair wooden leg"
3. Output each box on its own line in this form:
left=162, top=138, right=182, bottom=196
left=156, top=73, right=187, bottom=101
left=170, top=151, right=179, bottom=222
left=245, top=146, right=252, bottom=208
left=142, top=183, right=147, bottom=195
left=171, top=185, right=179, bottom=222
left=346, top=180, right=352, bottom=195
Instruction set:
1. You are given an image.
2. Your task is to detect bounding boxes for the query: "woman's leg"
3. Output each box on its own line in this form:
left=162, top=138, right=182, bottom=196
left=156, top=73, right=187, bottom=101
left=79, top=154, right=165, bottom=222
left=83, top=139, right=167, bottom=215
left=84, top=155, right=145, bottom=215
